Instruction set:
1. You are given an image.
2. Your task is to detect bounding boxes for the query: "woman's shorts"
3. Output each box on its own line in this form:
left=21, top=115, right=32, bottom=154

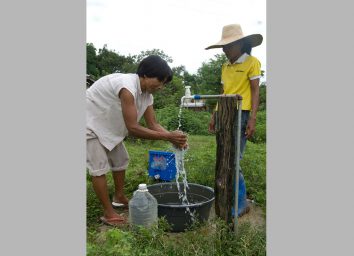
left=86, top=130, right=129, bottom=176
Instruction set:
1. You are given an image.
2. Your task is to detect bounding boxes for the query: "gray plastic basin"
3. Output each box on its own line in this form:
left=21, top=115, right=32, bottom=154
left=147, top=182, right=215, bottom=232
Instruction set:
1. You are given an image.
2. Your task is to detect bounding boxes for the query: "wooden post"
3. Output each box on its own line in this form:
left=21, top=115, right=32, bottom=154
left=214, top=97, right=238, bottom=224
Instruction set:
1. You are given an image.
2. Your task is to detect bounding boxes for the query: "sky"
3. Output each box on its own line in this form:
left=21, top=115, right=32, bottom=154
left=87, top=0, right=266, bottom=79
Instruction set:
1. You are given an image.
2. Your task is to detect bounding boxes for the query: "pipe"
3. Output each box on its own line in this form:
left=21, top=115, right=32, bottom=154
left=180, top=94, right=242, bottom=107
left=180, top=95, right=194, bottom=107
left=233, top=99, right=242, bottom=234
left=193, top=94, right=242, bottom=100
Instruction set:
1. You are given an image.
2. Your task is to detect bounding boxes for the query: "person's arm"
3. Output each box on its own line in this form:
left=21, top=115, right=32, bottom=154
left=143, top=105, right=168, bottom=133
left=246, top=78, right=260, bottom=138
left=208, top=113, right=216, bottom=133
left=120, top=88, right=187, bottom=147
left=144, top=105, right=188, bottom=148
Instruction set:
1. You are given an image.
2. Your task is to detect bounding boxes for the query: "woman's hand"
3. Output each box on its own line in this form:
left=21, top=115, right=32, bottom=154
left=208, top=113, right=216, bottom=133
left=245, top=117, right=256, bottom=139
left=168, top=130, right=188, bottom=149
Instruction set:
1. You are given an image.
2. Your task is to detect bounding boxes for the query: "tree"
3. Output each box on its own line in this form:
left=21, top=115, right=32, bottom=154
left=120, top=54, right=138, bottom=73
left=134, top=49, right=173, bottom=64
left=172, top=65, right=186, bottom=78
left=153, top=76, right=185, bottom=109
left=86, top=43, right=99, bottom=78
left=96, top=44, right=128, bottom=76
left=196, top=54, right=227, bottom=95
left=183, top=71, right=198, bottom=91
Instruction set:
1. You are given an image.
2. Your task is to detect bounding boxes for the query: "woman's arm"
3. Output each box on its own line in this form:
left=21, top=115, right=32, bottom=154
left=246, top=78, right=260, bottom=138
left=120, top=88, right=187, bottom=147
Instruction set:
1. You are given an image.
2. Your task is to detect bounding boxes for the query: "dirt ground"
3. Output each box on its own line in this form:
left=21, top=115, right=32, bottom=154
left=238, top=202, right=266, bottom=228
left=211, top=201, right=265, bottom=229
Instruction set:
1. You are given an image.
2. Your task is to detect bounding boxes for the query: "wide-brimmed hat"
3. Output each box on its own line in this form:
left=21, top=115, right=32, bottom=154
left=205, top=24, right=263, bottom=50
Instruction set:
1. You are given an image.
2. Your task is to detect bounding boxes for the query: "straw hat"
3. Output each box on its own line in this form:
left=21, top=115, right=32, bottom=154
left=205, top=24, right=263, bottom=50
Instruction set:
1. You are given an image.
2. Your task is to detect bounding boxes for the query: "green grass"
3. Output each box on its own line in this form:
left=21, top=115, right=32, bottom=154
left=87, top=135, right=266, bottom=255
left=87, top=220, right=266, bottom=256
left=242, top=142, right=266, bottom=206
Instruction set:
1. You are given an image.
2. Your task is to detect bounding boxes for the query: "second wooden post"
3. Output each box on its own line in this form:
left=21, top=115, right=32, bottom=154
left=214, top=97, right=238, bottom=224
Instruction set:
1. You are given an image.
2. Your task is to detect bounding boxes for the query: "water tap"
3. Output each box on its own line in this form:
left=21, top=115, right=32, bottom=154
left=184, top=86, right=192, bottom=103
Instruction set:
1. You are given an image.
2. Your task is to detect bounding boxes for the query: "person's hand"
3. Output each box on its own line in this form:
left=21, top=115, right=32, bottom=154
left=245, top=118, right=256, bottom=139
left=179, top=142, right=189, bottom=150
left=208, top=114, right=216, bottom=133
left=168, top=130, right=188, bottom=149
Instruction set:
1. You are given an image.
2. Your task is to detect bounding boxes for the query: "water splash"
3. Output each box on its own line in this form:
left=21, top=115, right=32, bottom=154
left=177, top=104, right=183, bottom=130
left=172, top=104, right=196, bottom=221
left=173, top=146, right=195, bottom=221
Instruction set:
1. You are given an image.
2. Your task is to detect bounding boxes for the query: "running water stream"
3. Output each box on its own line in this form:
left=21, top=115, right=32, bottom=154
left=171, top=104, right=196, bottom=221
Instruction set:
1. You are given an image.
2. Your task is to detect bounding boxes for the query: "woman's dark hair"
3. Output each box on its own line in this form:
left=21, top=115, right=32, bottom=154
left=136, top=55, right=173, bottom=84
left=240, top=38, right=252, bottom=55
left=224, top=39, right=253, bottom=55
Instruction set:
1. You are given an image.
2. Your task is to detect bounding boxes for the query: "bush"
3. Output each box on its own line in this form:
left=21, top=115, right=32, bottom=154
left=241, top=142, right=266, bottom=206
left=153, top=76, right=185, bottom=109
left=258, top=84, right=266, bottom=111
left=155, top=106, right=212, bottom=135
left=249, top=110, right=266, bottom=144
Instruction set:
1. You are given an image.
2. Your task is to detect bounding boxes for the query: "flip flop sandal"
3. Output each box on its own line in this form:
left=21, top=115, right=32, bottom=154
left=112, top=201, right=128, bottom=208
left=112, top=196, right=129, bottom=208
left=100, top=216, right=127, bottom=227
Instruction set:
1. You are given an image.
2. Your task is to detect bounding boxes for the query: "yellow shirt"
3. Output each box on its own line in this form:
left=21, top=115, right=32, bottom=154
left=221, top=53, right=261, bottom=110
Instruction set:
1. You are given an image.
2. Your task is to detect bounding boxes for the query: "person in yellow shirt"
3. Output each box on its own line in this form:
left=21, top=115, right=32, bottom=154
left=206, top=24, right=263, bottom=216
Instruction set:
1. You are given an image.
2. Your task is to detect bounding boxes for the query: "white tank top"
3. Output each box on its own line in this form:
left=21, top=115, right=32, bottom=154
left=86, top=73, right=153, bottom=150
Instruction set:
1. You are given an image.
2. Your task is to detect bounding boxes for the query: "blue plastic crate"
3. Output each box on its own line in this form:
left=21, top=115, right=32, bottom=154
left=148, top=150, right=176, bottom=181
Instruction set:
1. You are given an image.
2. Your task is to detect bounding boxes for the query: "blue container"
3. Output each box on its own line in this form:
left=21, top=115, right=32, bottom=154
left=148, top=151, right=177, bottom=181
left=232, top=172, right=248, bottom=217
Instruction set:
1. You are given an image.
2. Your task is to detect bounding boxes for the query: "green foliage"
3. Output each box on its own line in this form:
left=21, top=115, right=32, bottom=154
left=171, top=65, right=199, bottom=92
left=155, top=106, right=212, bottom=135
left=195, top=54, right=227, bottom=95
left=171, top=65, right=186, bottom=77
left=87, top=219, right=266, bottom=256
left=96, top=45, right=131, bottom=76
left=86, top=172, right=104, bottom=226
left=86, top=44, right=267, bottom=255
left=183, top=70, right=199, bottom=89
left=120, top=55, right=138, bottom=73
left=191, top=54, right=227, bottom=110
left=152, top=76, right=185, bottom=109
left=155, top=219, right=267, bottom=256
left=86, top=43, right=136, bottom=79
left=87, top=135, right=266, bottom=255
left=134, top=49, right=173, bottom=64
left=86, top=43, right=267, bottom=118
left=86, top=136, right=266, bottom=220
left=258, top=84, right=267, bottom=111
left=182, top=136, right=216, bottom=186
left=241, top=142, right=266, bottom=206
left=86, top=43, right=99, bottom=78
left=249, top=110, right=266, bottom=144
left=87, top=228, right=134, bottom=255
left=181, top=136, right=266, bottom=206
